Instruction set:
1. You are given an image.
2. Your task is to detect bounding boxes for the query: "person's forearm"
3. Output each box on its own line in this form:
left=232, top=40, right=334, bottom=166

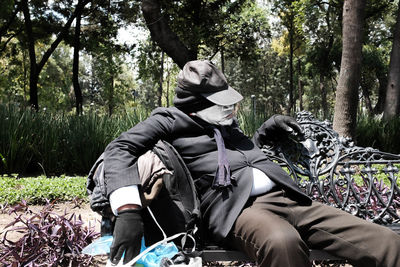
left=104, top=113, right=174, bottom=196
left=109, top=185, right=142, bottom=215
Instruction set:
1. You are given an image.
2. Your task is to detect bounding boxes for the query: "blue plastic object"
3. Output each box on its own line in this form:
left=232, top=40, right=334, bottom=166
left=82, top=235, right=114, bottom=256
left=137, top=241, right=178, bottom=267
left=82, top=236, right=178, bottom=267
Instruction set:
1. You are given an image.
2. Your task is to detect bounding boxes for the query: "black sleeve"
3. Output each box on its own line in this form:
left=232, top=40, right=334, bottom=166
left=103, top=112, right=174, bottom=196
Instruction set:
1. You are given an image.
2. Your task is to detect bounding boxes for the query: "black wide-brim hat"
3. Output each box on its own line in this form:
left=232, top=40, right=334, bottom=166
left=173, top=60, right=243, bottom=112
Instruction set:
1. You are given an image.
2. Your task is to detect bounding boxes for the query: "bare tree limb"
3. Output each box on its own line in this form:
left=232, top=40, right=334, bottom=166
left=141, top=0, right=195, bottom=69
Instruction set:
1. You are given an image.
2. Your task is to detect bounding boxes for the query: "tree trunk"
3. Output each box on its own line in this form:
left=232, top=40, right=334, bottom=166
left=298, top=58, right=303, bottom=111
left=108, top=75, right=114, bottom=117
left=383, top=1, right=400, bottom=120
left=158, top=51, right=164, bottom=107
left=166, top=65, right=170, bottom=106
left=320, top=75, right=329, bottom=119
left=360, top=74, right=373, bottom=114
left=73, top=11, right=83, bottom=115
left=373, top=71, right=387, bottom=114
left=288, top=20, right=295, bottom=115
left=333, top=0, right=366, bottom=138
left=221, top=48, right=225, bottom=73
left=21, top=0, right=38, bottom=110
left=21, top=0, right=90, bottom=111
left=141, top=0, right=196, bottom=69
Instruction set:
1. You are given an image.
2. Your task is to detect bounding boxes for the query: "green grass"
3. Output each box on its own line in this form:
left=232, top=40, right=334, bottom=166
left=0, top=175, right=88, bottom=205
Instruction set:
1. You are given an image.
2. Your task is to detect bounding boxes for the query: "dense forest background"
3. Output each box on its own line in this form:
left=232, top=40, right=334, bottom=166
left=1, top=0, right=400, bottom=175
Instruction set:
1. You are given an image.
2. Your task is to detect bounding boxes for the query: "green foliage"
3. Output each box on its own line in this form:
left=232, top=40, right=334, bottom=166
left=39, top=43, right=74, bottom=111
left=210, top=1, right=271, bottom=61
left=225, top=49, right=291, bottom=116
left=1, top=0, right=399, bottom=120
left=0, top=175, right=87, bottom=205
left=237, top=107, right=270, bottom=137
left=0, top=39, right=29, bottom=105
left=0, top=103, right=149, bottom=175
left=356, top=114, right=400, bottom=154
left=158, top=0, right=269, bottom=62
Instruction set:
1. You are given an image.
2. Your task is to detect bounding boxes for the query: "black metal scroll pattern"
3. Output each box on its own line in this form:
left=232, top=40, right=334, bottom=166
left=262, top=111, right=400, bottom=223
left=262, top=111, right=343, bottom=196
left=328, top=151, right=400, bottom=224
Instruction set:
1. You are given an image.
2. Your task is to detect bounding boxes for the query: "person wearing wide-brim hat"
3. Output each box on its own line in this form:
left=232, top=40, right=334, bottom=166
left=104, top=60, right=400, bottom=267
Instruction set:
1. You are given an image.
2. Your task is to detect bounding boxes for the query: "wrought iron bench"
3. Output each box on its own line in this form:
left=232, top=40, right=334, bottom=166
left=202, top=111, right=400, bottom=265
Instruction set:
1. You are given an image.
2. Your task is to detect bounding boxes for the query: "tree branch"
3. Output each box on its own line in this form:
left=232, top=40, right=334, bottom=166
left=0, top=29, right=23, bottom=55
left=141, top=0, right=195, bottom=69
left=37, top=0, right=91, bottom=73
left=0, top=1, right=22, bottom=39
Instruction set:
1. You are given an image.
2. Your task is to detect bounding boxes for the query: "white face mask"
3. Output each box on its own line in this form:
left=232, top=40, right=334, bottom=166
left=194, top=104, right=235, bottom=126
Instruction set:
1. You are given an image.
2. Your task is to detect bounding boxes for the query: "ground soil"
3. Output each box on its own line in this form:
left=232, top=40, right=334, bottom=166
left=0, top=202, right=108, bottom=266
left=0, top=202, right=351, bottom=267
left=0, top=203, right=251, bottom=266
left=0, top=202, right=102, bottom=240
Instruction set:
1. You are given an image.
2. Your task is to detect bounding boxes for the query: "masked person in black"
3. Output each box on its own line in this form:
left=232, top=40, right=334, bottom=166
left=104, top=60, right=400, bottom=267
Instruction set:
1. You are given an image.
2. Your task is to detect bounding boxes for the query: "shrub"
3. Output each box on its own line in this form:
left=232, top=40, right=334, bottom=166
left=356, top=114, right=400, bottom=154
left=237, top=108, right=269, bottom=137
left=0, top=200, right=100, bottom=266
left=0, top=175, right=87, bottom=205
left=0, top=103, right=149, bottom=176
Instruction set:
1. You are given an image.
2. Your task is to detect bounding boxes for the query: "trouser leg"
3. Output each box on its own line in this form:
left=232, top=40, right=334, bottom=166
left=230, top=189, right=400, bottom=267
left=292, top=199, right=400, bottom=267
left=229, top=191, right=311, bottom=267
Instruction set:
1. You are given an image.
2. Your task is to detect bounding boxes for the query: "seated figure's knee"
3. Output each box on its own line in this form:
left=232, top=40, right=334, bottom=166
left=262, top=230, right=305, bottom=254
left=256, top=230, right=310, bottom=267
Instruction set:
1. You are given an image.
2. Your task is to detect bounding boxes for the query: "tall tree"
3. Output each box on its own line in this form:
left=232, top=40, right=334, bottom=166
left=383, top=1, right=400, bottom=120
left=333, top=0, right=366, bottom=138
left=362, top=0, right=396, bottom=115
left=276, top=0, right=298, bottom=115
left=359, top=45, right=388, bottom=115
left=72, top=9, right=83, bottom=115
left=21, top=0, right=90, bottom=110
left=158, top=51, right=164, bottom=106
left=294, top=0, right=343, bottom=119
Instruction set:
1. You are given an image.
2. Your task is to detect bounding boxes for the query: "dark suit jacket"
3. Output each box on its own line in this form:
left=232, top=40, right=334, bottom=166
left=103, top=107, right=311, bottom=242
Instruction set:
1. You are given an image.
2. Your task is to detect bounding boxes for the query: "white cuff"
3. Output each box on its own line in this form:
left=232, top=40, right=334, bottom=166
left=109, top=185, right=142, bottom=216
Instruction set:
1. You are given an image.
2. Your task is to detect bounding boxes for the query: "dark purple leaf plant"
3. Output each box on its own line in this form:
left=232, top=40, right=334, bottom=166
left=0, top=200, right=100, bottom=266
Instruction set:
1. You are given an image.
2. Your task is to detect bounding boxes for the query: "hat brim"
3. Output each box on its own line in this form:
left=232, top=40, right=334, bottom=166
left=201, top=86, right=243, bottom=106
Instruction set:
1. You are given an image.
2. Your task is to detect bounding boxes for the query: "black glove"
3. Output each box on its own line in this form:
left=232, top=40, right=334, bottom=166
left=253, top=114, right=303, bottom=147
left=110, top=209, right=143, bottom=265
left=273, top=115, right=303, bottom=136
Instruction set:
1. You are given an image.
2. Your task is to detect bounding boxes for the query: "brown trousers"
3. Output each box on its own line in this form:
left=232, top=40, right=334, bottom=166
left=229, top=189, right=400, bottom=267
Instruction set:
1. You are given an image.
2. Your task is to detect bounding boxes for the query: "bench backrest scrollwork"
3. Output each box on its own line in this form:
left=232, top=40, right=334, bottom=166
left=262, top=111, right=400, bottom=224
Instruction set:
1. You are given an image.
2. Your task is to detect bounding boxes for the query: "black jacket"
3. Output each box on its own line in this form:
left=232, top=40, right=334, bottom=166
left=103, top=107, right=311, bottom=242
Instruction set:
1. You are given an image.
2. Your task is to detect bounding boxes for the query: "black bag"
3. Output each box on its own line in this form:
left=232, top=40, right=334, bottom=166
left=86, top=140, right=201, bottom=246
